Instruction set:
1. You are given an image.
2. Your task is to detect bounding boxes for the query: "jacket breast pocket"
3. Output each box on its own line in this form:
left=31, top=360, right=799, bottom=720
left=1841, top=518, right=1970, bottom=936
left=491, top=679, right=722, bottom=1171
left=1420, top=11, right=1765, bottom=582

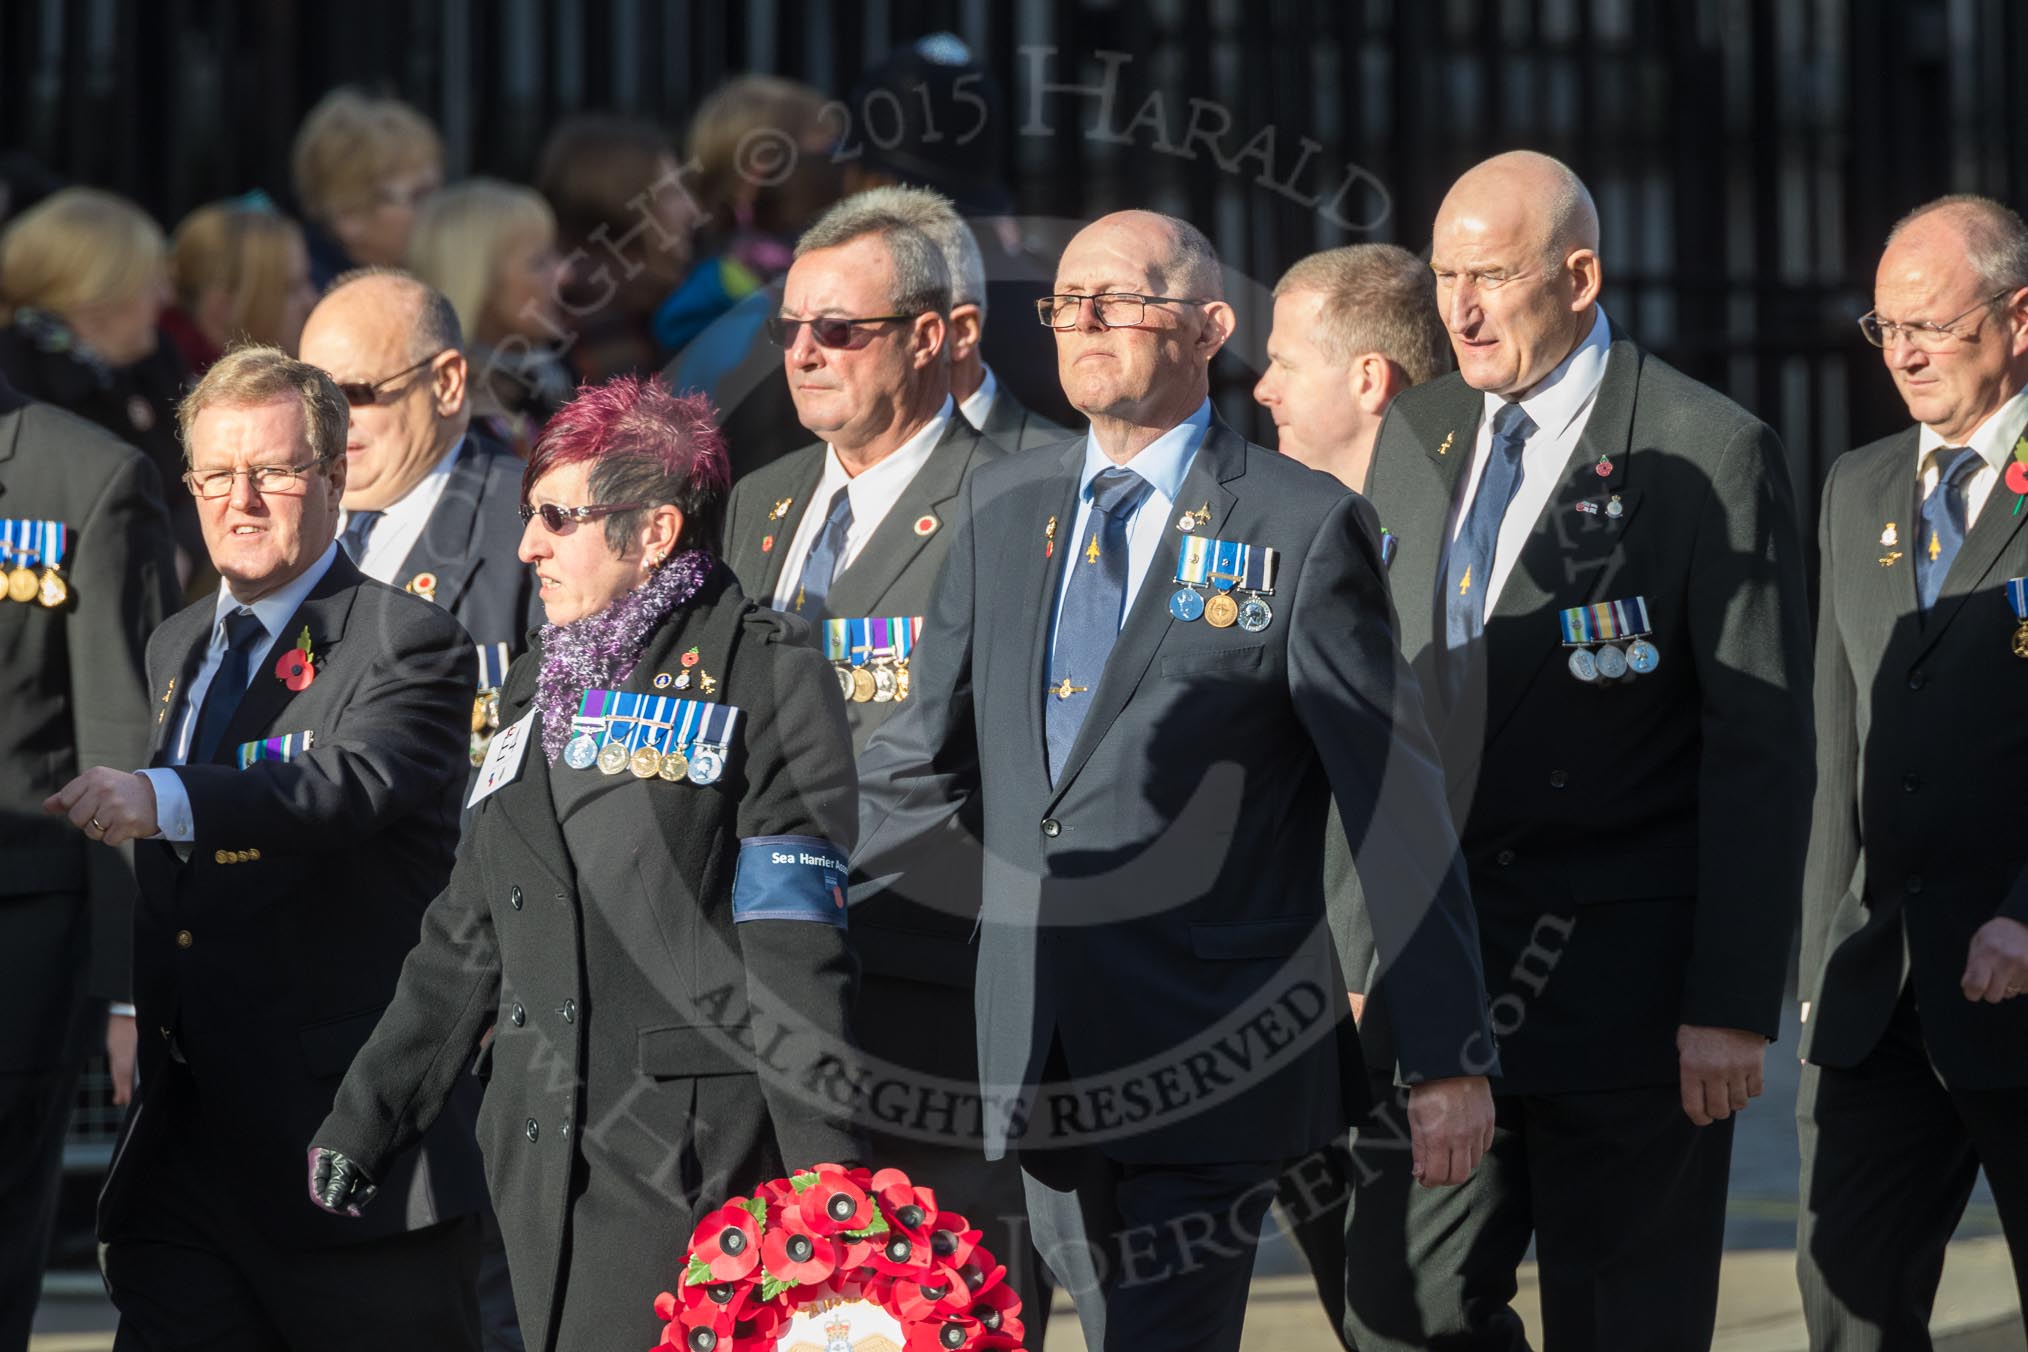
left=638, top=1024, right=755, bottom=1079
left=1161, top=644, right=1266, bottom=679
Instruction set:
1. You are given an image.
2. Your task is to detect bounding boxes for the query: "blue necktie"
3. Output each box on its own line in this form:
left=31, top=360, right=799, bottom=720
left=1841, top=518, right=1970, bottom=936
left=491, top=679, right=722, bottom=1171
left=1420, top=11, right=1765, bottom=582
left=791, top=487, right=853, bottom=621
left=1443, top=402, right=1537, bottom=658
left=190, top=609, right=269, bottom=764
left=1045, top=466, right=1154, bottom=780
left=1916, top=446, right=1981, bottom=613
left=340, top=510, right=381, bottom=564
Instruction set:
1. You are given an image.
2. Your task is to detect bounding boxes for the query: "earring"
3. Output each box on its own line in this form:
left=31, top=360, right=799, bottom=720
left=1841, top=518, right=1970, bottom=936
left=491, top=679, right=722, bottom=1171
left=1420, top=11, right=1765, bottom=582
left=646, top=552, right=664, bottom=570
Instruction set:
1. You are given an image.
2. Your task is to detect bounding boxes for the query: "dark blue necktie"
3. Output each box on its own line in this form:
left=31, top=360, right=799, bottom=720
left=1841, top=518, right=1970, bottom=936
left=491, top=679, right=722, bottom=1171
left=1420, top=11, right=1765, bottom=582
left=1045, top=466, right=1154, bottom=780
left=791, top=487, right=853, bottom=621
left=1443, top=402, right=1537, bottom=657
left=340, top=510, right=381, bottom=564
left=1916, top=447, right=1981, bottom=613
left=190, top=608, right=269, bottom=764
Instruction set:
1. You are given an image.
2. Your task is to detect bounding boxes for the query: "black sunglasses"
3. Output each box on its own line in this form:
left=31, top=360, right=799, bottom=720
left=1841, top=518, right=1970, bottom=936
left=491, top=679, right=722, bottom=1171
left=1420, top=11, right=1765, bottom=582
left=765, top=314, right=917, bottom=350
left=334, top=349, right=450, bottom=407
left=518, top=501, right=646, bottom=533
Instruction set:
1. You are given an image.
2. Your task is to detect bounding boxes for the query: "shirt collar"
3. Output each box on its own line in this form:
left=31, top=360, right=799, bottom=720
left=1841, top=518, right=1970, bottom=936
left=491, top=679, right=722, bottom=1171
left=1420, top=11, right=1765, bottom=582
left=212, top=541, right=340, bottom=647
left=1077, top=398, right=1212, bottom=504
left=1485, top=306, right=1613, bottom=440
left=1915, top=384, right=2028, bottom=475
left=959, top=366, right=1000, bottom=430
left=823, top=398, right=954, bottom=501
left=352, top=436, right=465, bottom=530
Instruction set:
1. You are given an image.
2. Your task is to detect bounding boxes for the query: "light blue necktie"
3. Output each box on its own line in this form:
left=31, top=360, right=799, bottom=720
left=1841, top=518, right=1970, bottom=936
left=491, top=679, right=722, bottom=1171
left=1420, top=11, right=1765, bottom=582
left=1916, top=446, right=1980, bottom=613
left=1442, top=402, right=1537, bottom=659
left=791, top=486, right=853, bottom=621
left=1045, top=467, right=1153, bottom=781
left=339, top=510, right=381, bottom=564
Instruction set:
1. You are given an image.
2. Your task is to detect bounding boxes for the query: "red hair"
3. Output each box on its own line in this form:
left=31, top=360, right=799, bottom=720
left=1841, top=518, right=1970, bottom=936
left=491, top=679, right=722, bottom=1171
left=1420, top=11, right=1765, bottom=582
left=524, top=375, right=731, bottom=552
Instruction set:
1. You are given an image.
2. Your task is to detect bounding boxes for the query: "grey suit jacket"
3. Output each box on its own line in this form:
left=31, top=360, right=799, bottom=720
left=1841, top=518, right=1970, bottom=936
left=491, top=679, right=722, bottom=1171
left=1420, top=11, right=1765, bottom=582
left=0, top=385, right=179, bottom=1063
left=724, top=417, right=1005, bottom=993
left=854, top=419, right=1493, bottom=1166
left=1799, top=427, right=2028, bottom=1089
left=974, top=386, right=1070, bottom=454
left=1355, top=331, right=1814, bottom=1094
left=393, top=429, right=542, bottom=656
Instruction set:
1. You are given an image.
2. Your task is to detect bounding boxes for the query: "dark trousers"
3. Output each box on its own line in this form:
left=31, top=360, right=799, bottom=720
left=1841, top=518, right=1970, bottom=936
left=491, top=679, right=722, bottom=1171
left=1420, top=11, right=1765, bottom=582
left=1797, top=987, right=2028, bottom=1350
left=103, top=1076, right=480, bottom=1352
left=1276, top=1133, right=1357, bottom=1348
left=0, top=998, right=91, bottom=1352
left=1344, top=1081, right=1734, bottom=1352
left=1021, top=1147, right=1285, bottom=1352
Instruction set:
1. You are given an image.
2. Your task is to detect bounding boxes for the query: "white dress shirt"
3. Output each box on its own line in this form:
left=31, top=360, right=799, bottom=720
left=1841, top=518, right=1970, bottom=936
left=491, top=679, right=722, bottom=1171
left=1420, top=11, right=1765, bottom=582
left=338, top=436, right=465, bottom=583
left=1449, top=307, right=1614, bottom=621
left=1915, top=383, right=2028, bottom=529
left=1049, top=399, right=1212, bottom=655
left=959, top=365, right=1001, bottom=432
left=770, top=399, right=954, bottom=611
left=139, top=542, right=341, bottom=841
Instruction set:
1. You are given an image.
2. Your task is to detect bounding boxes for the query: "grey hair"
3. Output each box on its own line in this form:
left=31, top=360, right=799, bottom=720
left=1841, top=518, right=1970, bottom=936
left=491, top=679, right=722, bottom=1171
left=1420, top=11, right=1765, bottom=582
left=837, top=184, right=987, bottom=314
left=1888, top=194, right=2028, bottom=293
left=325, top=265, right=465, bottom=361
left=1275, top=244, right=1452, bottom=386
left=794, top=191, right=953, bottom=317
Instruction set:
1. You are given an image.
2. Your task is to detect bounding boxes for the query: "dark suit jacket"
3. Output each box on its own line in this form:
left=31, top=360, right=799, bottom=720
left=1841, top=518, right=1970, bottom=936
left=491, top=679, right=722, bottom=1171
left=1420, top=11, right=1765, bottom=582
left=102, top=552, right=486, bottom=1249
left=1799, top=428, right=2028, bottom=1089
left=973, top=384, right=1071, bottom=454
left=395, top=430, right=541, bottom=654
left=855, top=419, right=1493, bottom=1166
left=316, top=564, right=863, bottom=1352
left=721, top=416, right=1005, bottom=757
left=1357, top=331, right=1814, bottom=1095
left=0, top=386, right=179, bottom=1069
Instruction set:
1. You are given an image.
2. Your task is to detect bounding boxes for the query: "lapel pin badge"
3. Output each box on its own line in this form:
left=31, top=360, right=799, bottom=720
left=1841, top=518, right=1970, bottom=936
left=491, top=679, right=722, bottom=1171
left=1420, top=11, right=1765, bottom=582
left=1044, top=514, right=1057, bottom=558
left=761, top=534, right=774, bottom=553
left=913, top=514, right=938, bottom=537
left=767, top=497, right=793, bottom=522
left=1594, top=455, right=1614, bottom=478
left=407, top=571, right=438, bottom=602
left=1437, top=431, right=1454, bottom=457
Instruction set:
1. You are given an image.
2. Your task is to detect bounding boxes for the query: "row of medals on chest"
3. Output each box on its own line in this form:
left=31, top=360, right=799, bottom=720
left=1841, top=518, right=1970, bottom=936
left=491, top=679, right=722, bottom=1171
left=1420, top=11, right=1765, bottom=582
left=4, top=557, right=66, bottom=607
left=834, top=649, right=910, bottom=705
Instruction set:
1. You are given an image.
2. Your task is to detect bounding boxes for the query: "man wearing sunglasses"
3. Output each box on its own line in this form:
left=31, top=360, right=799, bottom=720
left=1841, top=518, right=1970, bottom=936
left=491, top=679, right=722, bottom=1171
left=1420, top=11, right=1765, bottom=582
left=299, top=269, right=539, bottom=687
left=719, top=186, right=1037, bottom=1322
left=47, top=346, right=486, bottom=1351
left=853, top=208, right=1497, bottom=1352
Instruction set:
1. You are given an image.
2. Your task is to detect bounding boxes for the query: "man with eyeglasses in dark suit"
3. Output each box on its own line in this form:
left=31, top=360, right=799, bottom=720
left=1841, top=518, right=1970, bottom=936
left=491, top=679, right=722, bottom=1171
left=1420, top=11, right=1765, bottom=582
left=1797, top=193, right=2028, bottom=1349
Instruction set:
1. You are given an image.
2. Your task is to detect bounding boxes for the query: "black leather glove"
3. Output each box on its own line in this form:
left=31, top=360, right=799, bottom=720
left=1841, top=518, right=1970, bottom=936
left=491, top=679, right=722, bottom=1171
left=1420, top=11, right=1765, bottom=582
left=307, top=1145, right=378, bottom=1217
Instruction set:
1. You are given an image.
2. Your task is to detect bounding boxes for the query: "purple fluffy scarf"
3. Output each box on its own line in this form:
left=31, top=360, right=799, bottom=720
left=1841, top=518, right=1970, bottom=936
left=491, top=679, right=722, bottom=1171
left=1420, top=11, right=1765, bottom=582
left=534, top=549, right=711, bottom=762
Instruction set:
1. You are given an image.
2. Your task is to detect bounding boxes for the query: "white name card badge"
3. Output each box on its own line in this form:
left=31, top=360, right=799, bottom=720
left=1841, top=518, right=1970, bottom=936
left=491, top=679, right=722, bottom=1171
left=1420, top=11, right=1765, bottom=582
left=468, top=711, right=535, bottom=807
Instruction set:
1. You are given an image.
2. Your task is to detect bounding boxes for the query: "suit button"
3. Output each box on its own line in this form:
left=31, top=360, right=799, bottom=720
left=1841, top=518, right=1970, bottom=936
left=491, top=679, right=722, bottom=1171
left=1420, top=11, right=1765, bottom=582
left=1548, top=770, right=1568, bottom=789
left=1908, top=671, right=1926, bottom=691
left=213, top=850, right=229, bottom=864
left=560, top=1117, right=572, bottom=1137
left=1903, top=773, right=1920, bottom=793
left=1495, top=850, right=1516, bottom=866
left=510, top=886, right=524, bottom=911
left=1906, top=875, right=1924, bottom=895
left=558, top=999, right=575, bottom=1023
left=510, top=1003, right=525, bottom=1027
left=247, top=849, right=261, bottom=861
left=175, top=930, right=193, bottom=949
left=524, top=1118, right=539, bottom=1142
left=1041, top=818, right=1061, bottom=838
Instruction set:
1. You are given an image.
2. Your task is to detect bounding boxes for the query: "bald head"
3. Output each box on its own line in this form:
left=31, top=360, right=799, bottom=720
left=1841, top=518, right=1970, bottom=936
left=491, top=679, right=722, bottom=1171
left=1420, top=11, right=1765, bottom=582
left=299, top=267, right=470, bottom=511
left=1430, top=152, right=1605, bottom=398
left=1052, top=210, right=1235, bottom=455
left=1441, top=151, right=1599, bottom=271
left=1067, top=210, right=1225, bottom=302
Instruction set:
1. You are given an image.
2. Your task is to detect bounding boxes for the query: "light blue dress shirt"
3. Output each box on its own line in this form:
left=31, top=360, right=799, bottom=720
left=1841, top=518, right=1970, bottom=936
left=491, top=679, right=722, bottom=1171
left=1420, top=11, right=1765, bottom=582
left=1047, top=398, right=1212, bottom=660
left=140, top=543, right=340, bottom=841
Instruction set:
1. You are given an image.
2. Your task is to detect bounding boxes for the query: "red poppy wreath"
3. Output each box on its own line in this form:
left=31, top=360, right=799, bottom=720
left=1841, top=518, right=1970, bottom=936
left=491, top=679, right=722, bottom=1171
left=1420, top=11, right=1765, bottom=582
left=655, top=1164, right=1028, bottom=1352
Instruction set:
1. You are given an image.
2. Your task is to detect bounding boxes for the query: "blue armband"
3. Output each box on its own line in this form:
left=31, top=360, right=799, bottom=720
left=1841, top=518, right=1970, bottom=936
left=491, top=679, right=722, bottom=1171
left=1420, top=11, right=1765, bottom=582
left=731, top=836, right=850, bottom=927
